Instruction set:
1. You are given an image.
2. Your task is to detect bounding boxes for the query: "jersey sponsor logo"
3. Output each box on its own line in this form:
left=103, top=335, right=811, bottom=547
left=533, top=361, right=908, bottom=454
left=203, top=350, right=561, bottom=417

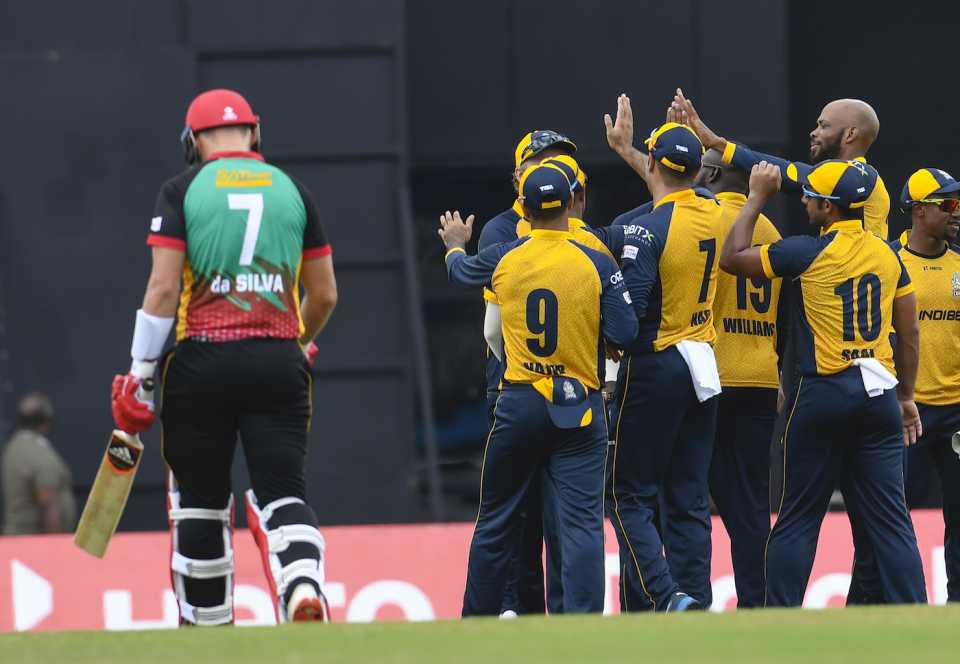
left=222, top=106, right=238, bottom=121
left=522, top=361, right=566, bottom=376
left=690, top=309, right=711, bottom=326
left=721, top=317, right=776, bottom=337
left=210, top=273, right=285, bottom=295
left=841, top=348, right=876, bottom=361
left=609, top=271, right=624, bottom=285
left=953, top=272, right=960, bottom=298
left=215, top=169, right=273, bottom=188
left=623, top=225, right=655, bottom=245
left=622, top=245, right=639, bottom=260
left=150, top=216, right=162, bottom=231
left=623, top=290, right=632, bottom=305
left=918, top=309, right=960, bottom=321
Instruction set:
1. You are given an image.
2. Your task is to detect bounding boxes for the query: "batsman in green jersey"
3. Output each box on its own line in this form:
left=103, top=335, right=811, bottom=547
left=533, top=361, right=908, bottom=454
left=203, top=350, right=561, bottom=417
left=109, top=89, right=338, bottom=625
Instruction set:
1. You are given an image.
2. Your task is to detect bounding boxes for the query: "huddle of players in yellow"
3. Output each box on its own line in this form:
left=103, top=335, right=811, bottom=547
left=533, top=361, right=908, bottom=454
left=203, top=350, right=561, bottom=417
left=439, top=89, right=960, bottom=613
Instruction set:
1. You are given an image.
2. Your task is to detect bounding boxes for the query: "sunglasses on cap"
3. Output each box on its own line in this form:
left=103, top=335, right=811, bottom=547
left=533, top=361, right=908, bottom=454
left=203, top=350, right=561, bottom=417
left=801, top=185, right=840, bottom=202
left=917, top=198, right=960, bottom=213
left=521, top=130, right=574, bottom=162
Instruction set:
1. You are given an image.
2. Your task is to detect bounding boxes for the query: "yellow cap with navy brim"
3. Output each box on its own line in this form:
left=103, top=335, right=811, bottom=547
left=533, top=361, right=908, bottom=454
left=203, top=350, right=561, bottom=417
left=900, top=168, right=960, bottom=208
left=518, top=164, right=572, bottom=212
left=532, top=376, right=593, bottom=429
left=644, top=122, right=704, bottom=173
left=514, top=129, right=578, bottom=168
left=800, top=159, right=877, bottom=209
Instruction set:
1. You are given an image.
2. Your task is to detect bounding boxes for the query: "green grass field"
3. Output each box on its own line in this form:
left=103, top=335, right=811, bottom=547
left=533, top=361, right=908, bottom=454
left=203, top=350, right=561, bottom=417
left=2, top=606, right=959, bottom=663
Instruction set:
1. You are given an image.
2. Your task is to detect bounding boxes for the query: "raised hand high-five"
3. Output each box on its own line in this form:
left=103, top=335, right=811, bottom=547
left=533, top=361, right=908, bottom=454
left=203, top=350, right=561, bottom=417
left=604, top=93, right=635, bottom=156
left=671, top=88, right=725, bottom=152
left=438, top=210, right=475, bottom=252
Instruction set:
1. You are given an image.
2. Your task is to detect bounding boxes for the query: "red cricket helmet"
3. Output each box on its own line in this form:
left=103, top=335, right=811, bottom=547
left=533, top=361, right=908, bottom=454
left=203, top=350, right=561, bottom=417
left=180, top=89, right=261, bottom=163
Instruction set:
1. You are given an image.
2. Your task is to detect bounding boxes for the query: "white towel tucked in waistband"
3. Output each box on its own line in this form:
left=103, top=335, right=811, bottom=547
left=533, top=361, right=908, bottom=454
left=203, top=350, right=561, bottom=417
left=675, top=340, right=722, bottom=403
left=852, top=358, right=898, bottom=397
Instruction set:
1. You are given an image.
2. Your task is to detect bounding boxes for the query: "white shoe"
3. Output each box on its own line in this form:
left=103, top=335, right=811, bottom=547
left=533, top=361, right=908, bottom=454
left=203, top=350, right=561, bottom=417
left=499, top=610, right=518, bottom=619
left=286, top=583, right=329, bottom=623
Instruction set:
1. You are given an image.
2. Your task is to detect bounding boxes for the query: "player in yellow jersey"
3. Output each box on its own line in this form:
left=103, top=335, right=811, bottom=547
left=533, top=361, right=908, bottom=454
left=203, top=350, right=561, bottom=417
left=895, top=168, right=960, bottom=602
left=721, top=160, right=926, bottom=606
left=694, top=148, right=783, bottom=607
left=478, top=130, right=577, bottom=616
left=673, top=89, right=890, bottom=239
left=440, top=165, right=638, bottom=615
left=482, top=154, right=618, bottom=615
left=604, top=95, right=724, bottom=612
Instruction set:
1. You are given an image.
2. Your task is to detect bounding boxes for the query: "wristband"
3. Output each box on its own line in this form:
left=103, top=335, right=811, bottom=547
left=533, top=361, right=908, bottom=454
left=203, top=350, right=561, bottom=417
left=131, top=309, right=175, bottom=361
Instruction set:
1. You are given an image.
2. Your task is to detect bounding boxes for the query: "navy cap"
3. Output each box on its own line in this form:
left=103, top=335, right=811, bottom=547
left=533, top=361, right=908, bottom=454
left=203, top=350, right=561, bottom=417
left=644, top=122, right=703, bottom=174
left=900, top=168, right=960, bottom=208
left=800, top=159, right=877, bottom=209
left=519, top=164, right=572, bottom=212
left=533, top=377, right=593, bottom=429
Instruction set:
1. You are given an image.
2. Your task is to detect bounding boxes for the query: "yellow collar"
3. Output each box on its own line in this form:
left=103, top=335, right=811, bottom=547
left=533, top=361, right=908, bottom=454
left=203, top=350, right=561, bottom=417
left=512, top=199, right=524, bottom=218
left=715, top=191, right=747, bottom=203
left=653, top=188, right=696, bottom=210
left=852, top=156, right=867, bottom=163
left=821, top=219, right=864, bottom=236
left=899, top=229, right=910, bottom=245
left=529, top=229, right=574, bottom=240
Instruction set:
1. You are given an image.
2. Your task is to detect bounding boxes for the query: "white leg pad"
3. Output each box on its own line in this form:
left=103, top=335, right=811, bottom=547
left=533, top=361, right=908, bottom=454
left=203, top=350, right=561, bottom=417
left=168, top=482, right=235, bottom=626
left=245, top=490, right=326, bottom=624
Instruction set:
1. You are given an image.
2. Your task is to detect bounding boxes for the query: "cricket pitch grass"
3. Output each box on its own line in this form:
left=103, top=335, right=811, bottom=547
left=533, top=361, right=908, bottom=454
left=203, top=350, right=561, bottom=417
left=2, top=605, right=959, bottom=663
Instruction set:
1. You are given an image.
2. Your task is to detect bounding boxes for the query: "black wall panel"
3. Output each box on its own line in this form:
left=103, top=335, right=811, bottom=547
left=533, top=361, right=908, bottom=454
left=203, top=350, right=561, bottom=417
left=0, top=0, right=421, bottom=530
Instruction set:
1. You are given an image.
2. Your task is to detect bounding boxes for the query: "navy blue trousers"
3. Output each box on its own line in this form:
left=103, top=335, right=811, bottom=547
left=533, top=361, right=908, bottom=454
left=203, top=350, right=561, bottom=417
left=710, top=387, right=776, bottom=608
left=766, top=369, right=927, bottom=606
left=609, top=347, right=717, bottom=610
left=487, top=390, right=562, bottom=614
left=464, top=386, right=606, bottom=616
left=910, top=403, right=960, bottom=601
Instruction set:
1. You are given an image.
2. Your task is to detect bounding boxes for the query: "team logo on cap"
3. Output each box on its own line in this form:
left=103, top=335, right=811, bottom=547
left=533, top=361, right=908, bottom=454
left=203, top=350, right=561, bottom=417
left=849, top=160, right=868, bottom=176
left=222, top=106, right=238, bottom=121
left=562, top=380, right=576, bottom=401
left=540, top=184, right=555, bottom=192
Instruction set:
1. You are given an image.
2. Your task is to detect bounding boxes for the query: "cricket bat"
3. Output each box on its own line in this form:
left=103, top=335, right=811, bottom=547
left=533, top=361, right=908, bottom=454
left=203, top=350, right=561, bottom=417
left=74, top=430, right=144, bottom=557
left=75, top=383, right=152, bottom=558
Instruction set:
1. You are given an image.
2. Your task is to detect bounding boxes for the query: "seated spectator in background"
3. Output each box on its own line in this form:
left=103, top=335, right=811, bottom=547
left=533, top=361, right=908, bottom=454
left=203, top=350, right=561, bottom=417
left=2, top=393, right=76, bottom=534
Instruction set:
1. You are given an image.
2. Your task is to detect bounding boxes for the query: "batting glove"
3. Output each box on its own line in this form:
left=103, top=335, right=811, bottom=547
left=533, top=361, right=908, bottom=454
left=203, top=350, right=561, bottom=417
left=111, top=373, right=155, bottom=434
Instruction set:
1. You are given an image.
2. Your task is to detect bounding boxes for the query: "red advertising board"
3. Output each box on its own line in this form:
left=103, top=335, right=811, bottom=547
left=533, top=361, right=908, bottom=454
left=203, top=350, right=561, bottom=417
left=0, top=512, right=949, bottom=631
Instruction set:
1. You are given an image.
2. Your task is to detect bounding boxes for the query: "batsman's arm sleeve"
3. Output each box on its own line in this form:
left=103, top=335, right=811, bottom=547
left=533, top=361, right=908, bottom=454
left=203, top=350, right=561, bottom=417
left=724, top=144, right=811, bottom=192
left=445, top=241, right=516, bottom=289
left=292, top=176, right=333, bottom=259
left=147, top=176, right=190, bottom=251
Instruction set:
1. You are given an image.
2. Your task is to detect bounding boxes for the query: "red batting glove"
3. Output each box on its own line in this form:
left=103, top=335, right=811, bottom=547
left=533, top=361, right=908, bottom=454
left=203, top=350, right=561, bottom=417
left=303, top=341, right=319, bottom=368
left=111, top=373, right=155, bottom=434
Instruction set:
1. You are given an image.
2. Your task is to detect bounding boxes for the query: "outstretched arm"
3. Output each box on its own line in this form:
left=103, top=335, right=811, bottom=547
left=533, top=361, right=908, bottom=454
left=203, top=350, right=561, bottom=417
left=671, top=88, right=809, bottom=190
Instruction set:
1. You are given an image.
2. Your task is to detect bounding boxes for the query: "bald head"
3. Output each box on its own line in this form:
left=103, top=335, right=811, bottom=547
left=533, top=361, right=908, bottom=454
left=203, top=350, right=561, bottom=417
left=825, top=99, right=879, bottom=142
left=810, top=99, right=879, bottom=162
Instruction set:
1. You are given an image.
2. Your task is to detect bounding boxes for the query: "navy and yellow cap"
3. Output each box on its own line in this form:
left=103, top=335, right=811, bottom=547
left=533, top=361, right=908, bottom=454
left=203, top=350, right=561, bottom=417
left=519, top=164, right=572, bottom=212
left=533, top=377, right=593, bottom=429
left=800, top=159, right=877, bottom=209
left=541, top=155, right=587, bottom=193
left=899, top=168, right=960, bottom=208
left=644, top=122, right=703, bottom=173
left=514, top=130, right=577, bottom=168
